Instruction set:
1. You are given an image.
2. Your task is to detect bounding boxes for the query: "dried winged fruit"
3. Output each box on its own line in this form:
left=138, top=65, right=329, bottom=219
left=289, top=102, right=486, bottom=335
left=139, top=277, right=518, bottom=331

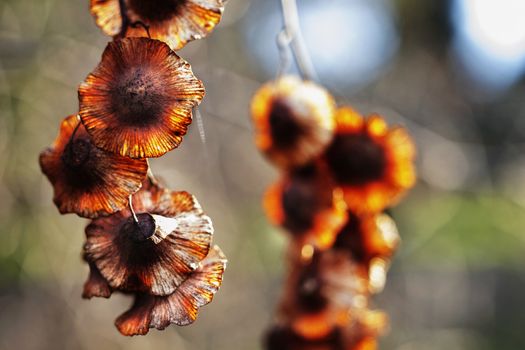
left=39, top=115, right=148, bottom=218
left=280, top=251, right=369, bottom=338
left=78, top=37, right=204, bottom=158
left=323, top=107, right=416, bottom=213
left=264, top=164, right=347, bottom=250
left=115, top=245, right=227, bottom=336
left=84, top=180, right=213, bottom=296
left=90, top=0, right=226, bottom=50
left=251, top=76, right=336, bottom=169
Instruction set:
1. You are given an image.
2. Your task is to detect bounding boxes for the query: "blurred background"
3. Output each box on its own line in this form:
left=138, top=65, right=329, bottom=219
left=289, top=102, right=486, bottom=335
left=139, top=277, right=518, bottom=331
left=1, top=0, right=525, bottom=349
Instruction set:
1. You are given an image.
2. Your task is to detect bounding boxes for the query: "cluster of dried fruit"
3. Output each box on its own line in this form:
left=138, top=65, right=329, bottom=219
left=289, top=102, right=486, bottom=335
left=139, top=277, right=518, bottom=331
left=252, top=76, right=416, bottom=349
left=39, top=0, right=227, bottom=336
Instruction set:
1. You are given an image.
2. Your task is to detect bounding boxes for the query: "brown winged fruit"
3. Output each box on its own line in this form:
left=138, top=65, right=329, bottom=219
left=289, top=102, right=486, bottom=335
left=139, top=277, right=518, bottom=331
left=251, top=76, right=336, bottom=169
left=323, top=108, right=416, bottom=213
left=78, top=37, right=204, bottom=158
left=39, top=114, right=148, bottom=218
left=115, top=245, right=227, bottom=336
left=83, top=179, right=213, bottom=296
left=90, top=0, right=227, bottom=50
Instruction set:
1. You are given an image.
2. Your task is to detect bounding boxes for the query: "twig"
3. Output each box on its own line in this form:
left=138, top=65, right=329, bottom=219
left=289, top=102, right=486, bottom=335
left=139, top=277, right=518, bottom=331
left=280, top=0, right=318, bottom=81
left=118, top=0, right=129, bottom=37
left=276, top=29, right=293, bottom=78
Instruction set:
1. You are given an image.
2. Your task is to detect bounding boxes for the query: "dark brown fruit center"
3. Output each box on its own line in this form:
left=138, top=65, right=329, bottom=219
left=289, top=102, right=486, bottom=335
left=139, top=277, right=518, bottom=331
left=62, top=138, right=91, bottom=168
left=269, top=99, right=303, bottom=149
left=61, top=137, right=106, bottom=189
left=325, top=133, right=386, bottom=186
left=281, top=165, right=332, bottom=234
left=333, top=212, right=367, bottom=263
left=128, top=0, right=185, bottom=22
left=282, top=181, right=316, bottom=233
left=296, top=262, right=327, bottom=313
left=120, top=213, right=156, bottom=242
left=111, top=68, right=164, bottom=127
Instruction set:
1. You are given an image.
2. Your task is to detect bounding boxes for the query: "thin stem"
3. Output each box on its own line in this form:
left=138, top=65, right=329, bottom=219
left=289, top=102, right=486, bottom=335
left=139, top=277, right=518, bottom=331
left=280, top=0, right=318, bottom=81
left=200, top=108, right=252, bottom=132
left=130, top=20, right=151, bottom=38
left=194, top=107, right=207, bottom=145
left=118, top=0, right=129, bottom=37
left=276, top=29, right=293, bottom=78
left=128, top=195, right=139, bottom=224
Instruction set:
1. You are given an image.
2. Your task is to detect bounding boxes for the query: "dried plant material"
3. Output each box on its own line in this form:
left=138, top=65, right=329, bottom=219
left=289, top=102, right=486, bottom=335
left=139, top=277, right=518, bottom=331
left=39, top=115, right=148, bottom=218
left=264, top=164, right=347, bottom=250
left=291, top=311, right=337, bottom=341
left=83, top=261, right=112, bottom=299
left=84, top=182, right=213, bottom=296
left=41, top=0, right=226, bottom=338
left=252, top=76, right=336, bottom=169
left=276, top=251, right=369, bottom=342
left=115, top=245, right=227, bottom=336
left=256, top=99, right=415, bottom=349
left=266, top=323, right=382, bottom=350
left=371, top=214, right=400, bottom=257
left=79, top=37, right=204, bottom=158
left=266, top=325, right=345, bottom=350
left=333, top=213, right=399, bottom=267
left=318, top=251, right=370, bottom=309
left=332, top=213, right=399, bottom=293
left=90, top=0, right=226, bottom=50
left=90, top=0, right=122, bottom=36
left=324, top=108, right=416, bottom=213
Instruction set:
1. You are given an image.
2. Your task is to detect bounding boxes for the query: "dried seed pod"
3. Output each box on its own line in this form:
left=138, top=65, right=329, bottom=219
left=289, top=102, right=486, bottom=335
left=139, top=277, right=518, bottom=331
left=323, top=108, right=416, bottom=213
left=264, top=164, right=347, bottom=250
left=115, top=245, right=227, bottom=336
left=84, top=181, right=213, bottom=296
left=39, top=115, right=148, bottom=218
left=90, top=0, right=226, bottom=50
left=252, top=76, right=336, bottom=169
left=277, top=251, right=369, bottom=343
left=78, top=37, right=204, bottom=158
left=333, top=213, right=399, bottom=267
